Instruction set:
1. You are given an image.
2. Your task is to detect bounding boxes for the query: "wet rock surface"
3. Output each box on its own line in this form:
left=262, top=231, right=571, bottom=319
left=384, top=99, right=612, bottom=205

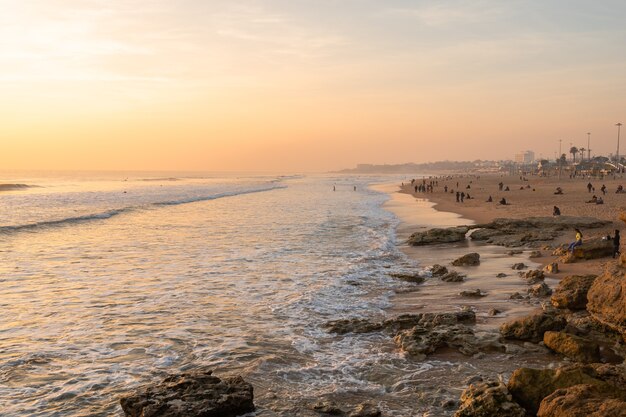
left=441, top=271, right=466, bottom=282
left=119, top=370, right=254, bottom=417
left=388, top=272, right=425, bottom=283
left=572, top=238, right=614, bottom=260
left=430, top=264, right=449, bottom=277
left=519, top=269, right=545, bottom=284
left=550, top=274, right=598, bottom=310
left=459, top=289, right=487, bottom=298
left=511, top=263, right=527, bottom=270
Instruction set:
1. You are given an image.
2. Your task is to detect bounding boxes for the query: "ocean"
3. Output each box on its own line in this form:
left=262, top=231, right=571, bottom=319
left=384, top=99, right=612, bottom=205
left=0, top=172, right=449, bottom=416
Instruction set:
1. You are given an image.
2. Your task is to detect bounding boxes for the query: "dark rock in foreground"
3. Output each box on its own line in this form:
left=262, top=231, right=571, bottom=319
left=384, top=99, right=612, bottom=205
left=120, top=370, right=254, bottom=417
left=389, top=272, right=425, bottom=284
left=452, top=252, right=480, bottom=266
left=431, top=264, right=449, bottom=276
left=572, top=238, right=614, bottom=260
left=454, top=380, right=525, bottom=417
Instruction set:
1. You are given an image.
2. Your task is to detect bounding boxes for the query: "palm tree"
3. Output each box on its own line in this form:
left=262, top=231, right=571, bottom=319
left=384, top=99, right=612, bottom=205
left=579, top=148, right=586, bottom=162
left=570, top=146, right=579, bottom=163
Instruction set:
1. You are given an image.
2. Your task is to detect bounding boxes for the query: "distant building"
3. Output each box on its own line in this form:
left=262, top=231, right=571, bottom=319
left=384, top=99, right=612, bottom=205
left=515, top=150, right=535, bottom=164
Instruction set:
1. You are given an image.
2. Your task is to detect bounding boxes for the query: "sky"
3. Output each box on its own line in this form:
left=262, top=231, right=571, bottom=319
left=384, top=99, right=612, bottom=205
left=2, top=0, right=626, bottom=172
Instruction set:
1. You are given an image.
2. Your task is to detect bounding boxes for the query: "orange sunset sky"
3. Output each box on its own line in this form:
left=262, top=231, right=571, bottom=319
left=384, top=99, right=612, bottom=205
left=2, top=1, right=626, bottom=172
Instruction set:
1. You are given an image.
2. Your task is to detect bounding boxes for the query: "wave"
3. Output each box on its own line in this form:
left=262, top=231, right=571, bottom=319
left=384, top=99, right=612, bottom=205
left=0, top=184, right=286, bottom=235
left=0, top=183, right=37, bottom=191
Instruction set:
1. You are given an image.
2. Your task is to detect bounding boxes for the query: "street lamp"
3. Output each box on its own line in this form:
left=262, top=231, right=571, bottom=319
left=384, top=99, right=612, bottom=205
left=617, top=123, right=623, bottom=172
left=587, top=132, right=591, bottom=161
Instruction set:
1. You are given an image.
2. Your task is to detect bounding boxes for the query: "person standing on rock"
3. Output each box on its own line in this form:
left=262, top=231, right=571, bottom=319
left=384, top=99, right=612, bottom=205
left=568, top=228, right=583, bottom=253
left=613, top=230, right=621, bottom=258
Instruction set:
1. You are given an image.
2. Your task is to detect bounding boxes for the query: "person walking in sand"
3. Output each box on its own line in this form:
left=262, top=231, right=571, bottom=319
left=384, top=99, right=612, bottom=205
left=456, top=191, right=460, bottom=202
left=613, top=230, right=621, bottom=258
left=460, top=192, right=465, bottom=202
left=587, top=182, right=593, bottom=193
left=601, top=184, right=607, bottom=195
left=553, top=206, right=561, bottom=216
left=568, top=228, right=583, bottom=253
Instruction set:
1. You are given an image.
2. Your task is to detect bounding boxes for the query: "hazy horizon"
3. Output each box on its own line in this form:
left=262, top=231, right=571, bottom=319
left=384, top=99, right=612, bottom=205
left=2, top=1, right=626, bottom=171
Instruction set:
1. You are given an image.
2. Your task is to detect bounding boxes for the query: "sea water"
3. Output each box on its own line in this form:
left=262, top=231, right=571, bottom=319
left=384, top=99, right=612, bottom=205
left=0, top=172, right=450, bottom=416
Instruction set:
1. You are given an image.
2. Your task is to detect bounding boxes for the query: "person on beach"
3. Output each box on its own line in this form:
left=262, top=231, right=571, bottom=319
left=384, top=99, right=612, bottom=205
left=499, top=197, right=508, bottom=205
left=456, top=191, right=460, bottom=202
left=415, top=185, right=418, bottom=193
left=487, top=195, right=493, bottom=202
left=554, top=187, right=563, bottom=195
left=587, top=182, right=593, bottom=193
left=498, top=182, right=503, bottom=191
left=504, top=186, right=510, bottom=191
left=444, top=185, right=448, bottom=193
left=553, top=206, right=561, bottom=216
left=596, top=197, right=604, bottom=204
left=460, top=192, right=465, bottom=202
left=617, top=185, right=624, bottom=193
left=586, top=195, right=598, bottom=203
left=568, top=228, right=583, bottom=253
left=333, top=185, right=336, bottom=191
left=601, top=184, right=607, bottom=195
left=613, top=230, right=621, bottom=258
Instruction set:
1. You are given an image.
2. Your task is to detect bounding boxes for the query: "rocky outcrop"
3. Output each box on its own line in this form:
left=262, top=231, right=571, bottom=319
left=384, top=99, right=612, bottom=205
left=441, top=271, right=466, bottom=282
left=310, top=401, right=381, bottom=417
left=119, top=370, right=254, bottom=417
left=528, top=282, right=552, bottom=298
left=529, top=250, right=542, bottom=258
left=550, top=274, right=597, bottom=310
left=572, top=238, right=614, bottom=260
left=460, top=289, right=487, bottom=298
left=507, top=365, right=626, bottom=415
left=543, top=331, right=601, bottom=363
left=511, top=263, right=527, bottom=270
left=544, top=263, right=559, bottom=274
left=389, top=272, right=425, bottom=283
left=452, top=252, right=480, bottom=266
left=537, top=384, right=626, bottom=417
left=470, top=217, right=610, bottom=247
left=454, top=380, right=525, bottom=417
left=431, top=264, right=449, bottom=277
left=587, top=265, right=626, bottom=341
left=500, top=311, right=566, bottom=342
left=324, top=311, right=476, bottom=335
left=508, top=364, right=626, bottom=415
left=408, top=226, right=469, bottom=246
left=394, top=325, right=503, bottom=359
left=520, top=269, right=544, bottom=284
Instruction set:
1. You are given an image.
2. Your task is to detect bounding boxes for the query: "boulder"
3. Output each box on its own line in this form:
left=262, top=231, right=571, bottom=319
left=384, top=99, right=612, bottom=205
left=507, top=250, right=523, bottom=255
left=496, top=273, right=507, bottom=278
left=559, top=252, right=577, bottom=264
left=452, top=252, right=481, bottom=266
left=544, top=263, right=559, bottom=274
left=489, top=309, right=501, bottom=316
left=572, top=238, right=614, bottom=260
left=119, top=370, right=254, bottom=417
left=431, top=264, right=449, bottom=277
left=454, top=380, right=526, bottom=417
left=441, top=271, right=466, bottom=282
left=507, top=365, right=626, bottom=415
left=543, top=331, right=601, bottom=363
left=389, top=272, right=425, bottom=284
left=408, top=226, right=470, bottom=246
left=529, top=250, right=542, bottom=258
left=552, top=246, right=568, bottom=256
left=500, top=311, right=566, bottom=342
left=587, top=266, right=626, bottom=341
left=520, top=269, right=544, bottom=284
left=550, top=274, right=598, bottom=310
left=511, top=263, right=527, bottom=270
left=537, top=384, right=626, bottom=417
left=528, top=282, right=552, bottom=298
left=311, top=400, right=344, bottom=415
left=460, top=289, right=487, bottom=298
